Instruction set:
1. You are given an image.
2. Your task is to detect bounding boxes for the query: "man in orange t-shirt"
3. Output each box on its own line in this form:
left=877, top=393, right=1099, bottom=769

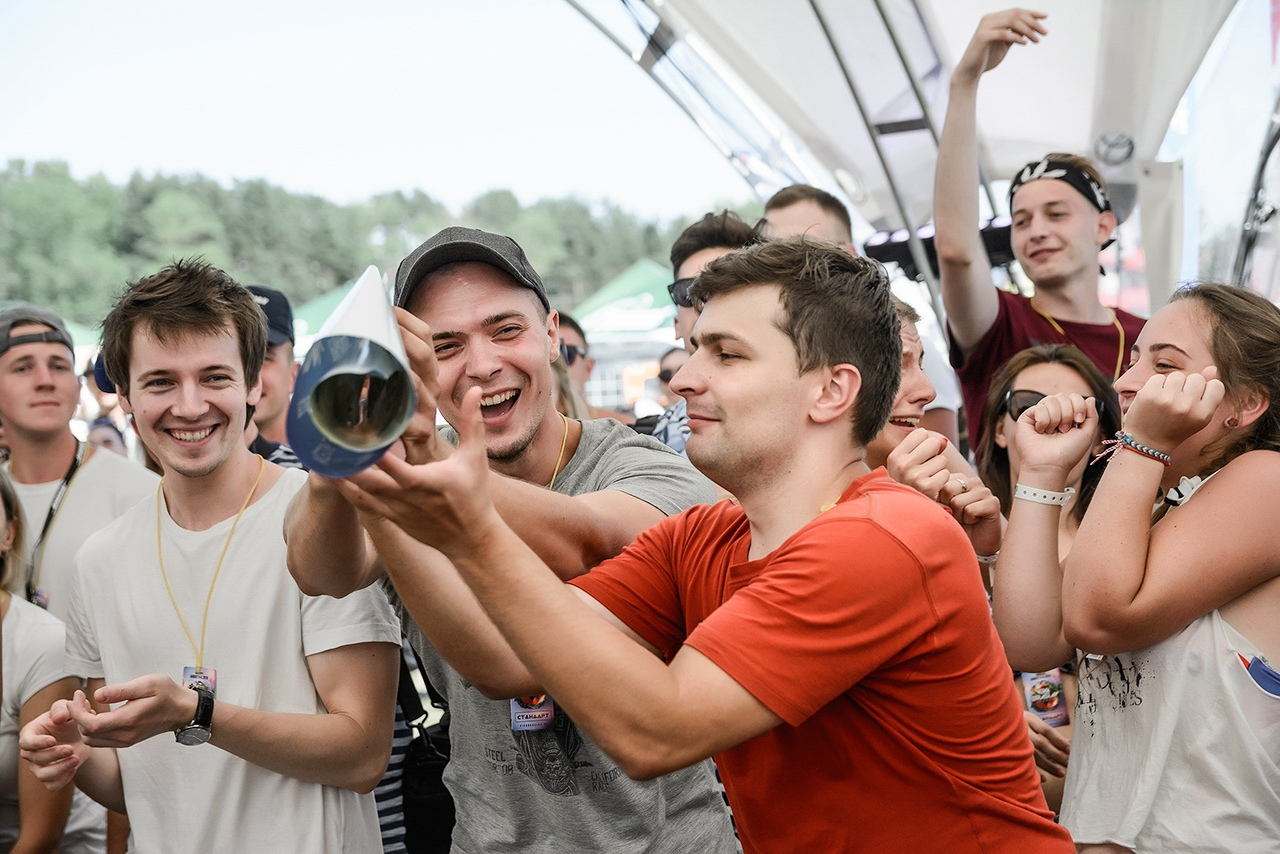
left=335, top=239, right=1074, bottom=852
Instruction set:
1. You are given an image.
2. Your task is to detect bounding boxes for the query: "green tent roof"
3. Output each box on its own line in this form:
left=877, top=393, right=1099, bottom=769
left=574, top=259, right=675, bottom=336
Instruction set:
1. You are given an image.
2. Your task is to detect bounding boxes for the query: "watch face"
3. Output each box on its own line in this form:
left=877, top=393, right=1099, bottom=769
left=175, top=725, right=212, bottom=746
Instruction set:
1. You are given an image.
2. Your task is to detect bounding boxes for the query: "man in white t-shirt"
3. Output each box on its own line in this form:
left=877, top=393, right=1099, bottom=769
left=0, top=305, right=158, bottom=624
left=19, top=260, right=401, bottom=852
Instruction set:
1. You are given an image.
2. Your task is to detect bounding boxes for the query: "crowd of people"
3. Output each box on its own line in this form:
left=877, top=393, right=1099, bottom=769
left=0, top=7, right=1277, bottom=853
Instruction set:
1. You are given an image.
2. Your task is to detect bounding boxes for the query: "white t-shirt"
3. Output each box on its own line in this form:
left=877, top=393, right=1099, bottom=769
left=7, top=448, right=158, bottom=622
left=1, top=596, right=104, bottom=854
left=64, top=467, right=400, bottom=854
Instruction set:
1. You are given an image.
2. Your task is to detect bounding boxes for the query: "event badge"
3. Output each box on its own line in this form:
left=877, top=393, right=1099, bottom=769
left=182, top=666, right=217, bottom=698
left=510, top=695, right=555, bottom=731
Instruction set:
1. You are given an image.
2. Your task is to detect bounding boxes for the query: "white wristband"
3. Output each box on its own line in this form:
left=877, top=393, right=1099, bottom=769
left=975, top=551, right=1000, bottom=567
left=1013, top=484, right=1076, bottom=506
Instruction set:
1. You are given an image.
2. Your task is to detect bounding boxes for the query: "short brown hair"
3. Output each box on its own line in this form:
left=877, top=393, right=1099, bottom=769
left=669, top=211, right=757, bottom=274
left=691, top=238, right=899, bottom=447
left=763, top=184, right=853, bottom=243
left=102, top=258, right=267, bottom=397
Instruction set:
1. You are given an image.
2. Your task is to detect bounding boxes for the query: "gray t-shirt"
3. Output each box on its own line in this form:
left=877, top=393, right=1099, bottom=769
left=393, top=418, right=734, bottom=853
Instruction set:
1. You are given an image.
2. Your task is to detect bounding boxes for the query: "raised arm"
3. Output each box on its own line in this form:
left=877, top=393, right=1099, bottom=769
left=991, top=392, right=1095, bottom=671
left=936, top=8, right=1047, bottom=351
left=285, top=473, right=383, bottom=597
left=1063, top=370, right=1280, bottom=654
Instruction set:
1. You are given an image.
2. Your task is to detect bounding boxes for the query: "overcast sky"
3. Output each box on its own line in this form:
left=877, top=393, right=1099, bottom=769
left=0, top=0, right=752, bottom=221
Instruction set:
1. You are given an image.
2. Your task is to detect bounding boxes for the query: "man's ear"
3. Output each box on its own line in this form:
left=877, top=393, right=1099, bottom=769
left=1095, top=210, right=1118, bottom=247
left=810, top=364, right=861, bottom=426
left=117, top=388, right=134, bottom=415
left=547, top=309, right=561, bottom=361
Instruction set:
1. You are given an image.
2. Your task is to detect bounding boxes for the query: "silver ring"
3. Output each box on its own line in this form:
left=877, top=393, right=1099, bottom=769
left=958, top=479, right=969, bottom=492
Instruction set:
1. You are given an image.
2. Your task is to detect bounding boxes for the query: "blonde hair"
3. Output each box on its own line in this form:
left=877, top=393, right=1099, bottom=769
left=0, top=469, right=28, bottom=591
left=551, top=357, right=589, bottom=420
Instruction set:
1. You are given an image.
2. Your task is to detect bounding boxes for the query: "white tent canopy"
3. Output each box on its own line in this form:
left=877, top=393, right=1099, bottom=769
left=569, top=0, right=1241, bottom=309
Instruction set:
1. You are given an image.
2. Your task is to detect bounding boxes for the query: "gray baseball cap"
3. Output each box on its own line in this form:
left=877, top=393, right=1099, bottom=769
left=395, top=227, right=550, bottom=312
left=0, top=305, right=75, bottom=358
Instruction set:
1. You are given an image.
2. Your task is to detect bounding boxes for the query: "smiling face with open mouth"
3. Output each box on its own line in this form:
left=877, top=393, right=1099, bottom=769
left=865, top=321, right=936, bottom=467
left=409, top=262, right=561, bottom=472
left=120, top=323, right=260, bottom=481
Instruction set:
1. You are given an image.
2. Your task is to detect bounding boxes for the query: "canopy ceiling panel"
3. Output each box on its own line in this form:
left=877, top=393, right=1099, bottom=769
left=572, top=0, right=1236, bottom=233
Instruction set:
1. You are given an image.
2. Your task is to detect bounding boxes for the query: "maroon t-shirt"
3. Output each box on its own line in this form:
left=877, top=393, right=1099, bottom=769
left=948, top=289, right=1146, bottom=447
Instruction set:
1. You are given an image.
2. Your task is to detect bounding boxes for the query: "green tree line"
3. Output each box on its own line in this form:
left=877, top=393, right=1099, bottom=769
left=0, top=159, right=743, bottom=326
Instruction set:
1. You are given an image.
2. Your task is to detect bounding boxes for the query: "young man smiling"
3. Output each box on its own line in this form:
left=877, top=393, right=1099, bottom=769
left=286, top=228, right=734, bottom=852
left=0, top=306, right=157, bottom=623
left=20, top=260, right=400, bottom=853
left=934, top=8, right=1145, bottom=443
left=334, top=239, right=1074, bottom=853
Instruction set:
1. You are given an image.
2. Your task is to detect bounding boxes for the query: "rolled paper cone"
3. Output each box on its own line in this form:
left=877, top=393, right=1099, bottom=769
left=287, top=266, right=418, bottom=477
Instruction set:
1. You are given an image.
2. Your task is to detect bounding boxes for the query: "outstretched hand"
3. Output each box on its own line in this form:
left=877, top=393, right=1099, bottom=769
left=955, top=8, right=1047, bottom=83
left=335, top=386, right=498, bottom=556
left=19, top=692, right=93, bottom=790
left=1123, top=367, right=1225, bottom=455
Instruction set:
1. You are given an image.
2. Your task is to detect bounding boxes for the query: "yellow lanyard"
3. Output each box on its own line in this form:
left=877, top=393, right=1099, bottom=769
left=1029, top=298, right=1126, bottom=380
left=546, top=412, right=570, bottom=490
left=155, top=455, right=265, bottom=671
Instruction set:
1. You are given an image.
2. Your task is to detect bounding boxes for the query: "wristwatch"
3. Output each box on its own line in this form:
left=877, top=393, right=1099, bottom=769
left=175, top=685, right=215, bottom=746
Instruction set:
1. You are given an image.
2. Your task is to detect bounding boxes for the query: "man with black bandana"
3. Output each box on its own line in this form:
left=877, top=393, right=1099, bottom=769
left=934, top=8, right=1146, bottom=445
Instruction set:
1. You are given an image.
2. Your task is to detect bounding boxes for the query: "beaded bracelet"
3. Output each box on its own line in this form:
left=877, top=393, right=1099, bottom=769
left=1115, top=431, right=1171, bottom=465
left=1013, top=484, right=1077, bottom=506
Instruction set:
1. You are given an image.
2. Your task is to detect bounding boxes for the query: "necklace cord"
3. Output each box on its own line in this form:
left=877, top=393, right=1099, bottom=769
left=1029, top=298, right=1126, bottom=380
left=155, top=454, right=266, bottom=671
left=547, top=413, right=570, bottom=490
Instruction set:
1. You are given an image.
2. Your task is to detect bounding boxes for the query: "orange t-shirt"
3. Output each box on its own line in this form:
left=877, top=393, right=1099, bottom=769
left=573, top=469, right=1072, bottom=854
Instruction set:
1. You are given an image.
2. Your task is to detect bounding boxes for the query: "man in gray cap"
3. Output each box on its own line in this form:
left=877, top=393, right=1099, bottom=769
left=286, top=227, right=735, bottom=853
left=0, top=303, right=156, bottom=851
left=0, top=305, right=157, bottom=622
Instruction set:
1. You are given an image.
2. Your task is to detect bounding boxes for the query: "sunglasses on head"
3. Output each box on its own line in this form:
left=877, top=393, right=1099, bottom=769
left=1004, top=389, right=1105, bottom=422
left=560, top=341, right=587, bottom=366
left=667, top=277, right=696, bottom=308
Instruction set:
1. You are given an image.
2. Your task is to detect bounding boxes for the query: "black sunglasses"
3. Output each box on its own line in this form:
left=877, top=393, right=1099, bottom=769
left=560, top=341, right=588, bottom=366
left=667, top=277, right=696, bottom=308
left=658, top=369, right=675, bottom=383
left=1004, top=389, right=1105, bottom=422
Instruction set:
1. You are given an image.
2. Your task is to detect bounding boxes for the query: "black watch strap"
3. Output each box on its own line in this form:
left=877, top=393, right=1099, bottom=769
left=188, top=685, right=215, bottom=728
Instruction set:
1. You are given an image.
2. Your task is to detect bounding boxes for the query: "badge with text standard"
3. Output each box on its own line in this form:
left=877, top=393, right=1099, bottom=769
left=510, top=695, right=555, bottom=731
left=183, top=666, right=217, bottom=698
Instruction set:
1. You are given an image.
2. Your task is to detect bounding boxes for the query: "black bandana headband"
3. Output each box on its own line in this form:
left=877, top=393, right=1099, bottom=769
left=1008, top=158, right=1111, bottom=214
